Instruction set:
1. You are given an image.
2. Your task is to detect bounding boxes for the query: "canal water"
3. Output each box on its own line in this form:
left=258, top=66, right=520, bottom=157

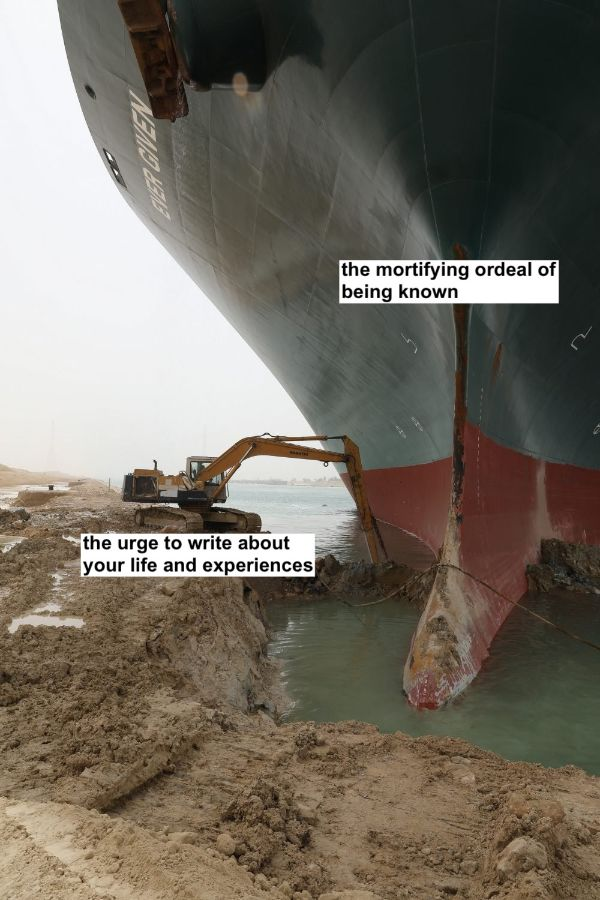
left=228, top=482, right=600, bottom=775
left=227, top=480, right=368, bottom=561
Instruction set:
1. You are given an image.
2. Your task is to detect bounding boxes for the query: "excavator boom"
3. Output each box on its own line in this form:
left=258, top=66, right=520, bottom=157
left=123, top=434, right=385, bottom=564
left=193, top=434, right=384, bottom=564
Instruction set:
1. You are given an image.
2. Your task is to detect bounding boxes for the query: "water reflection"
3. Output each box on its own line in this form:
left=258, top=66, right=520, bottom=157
left=267, top=591, right=600, bottom=774
left=8, top=614, right=84, bottom=634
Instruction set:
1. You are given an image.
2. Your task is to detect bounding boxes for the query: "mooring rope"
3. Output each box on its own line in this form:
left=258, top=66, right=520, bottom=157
left=348, top=560, right=600, bottom=654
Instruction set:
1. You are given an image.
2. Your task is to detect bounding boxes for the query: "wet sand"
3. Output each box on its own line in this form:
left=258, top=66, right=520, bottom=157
left=0, top=470, right=599, bottom=899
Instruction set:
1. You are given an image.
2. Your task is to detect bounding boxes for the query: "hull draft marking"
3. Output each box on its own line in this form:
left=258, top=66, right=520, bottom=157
left=571, top=326, right=592, bottom=350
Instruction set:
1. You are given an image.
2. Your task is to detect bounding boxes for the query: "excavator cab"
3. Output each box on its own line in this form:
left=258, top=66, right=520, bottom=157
left=186, top=457, right=227, bottom=503
left=122, top=459, right=227, bottom=507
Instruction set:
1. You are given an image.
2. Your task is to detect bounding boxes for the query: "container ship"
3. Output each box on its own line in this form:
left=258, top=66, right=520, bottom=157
left=58, top=0, right=600, bottom=708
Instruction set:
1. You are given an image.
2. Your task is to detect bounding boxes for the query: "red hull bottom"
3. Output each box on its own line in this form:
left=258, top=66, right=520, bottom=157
left=359, top=424, right=600, bottom=708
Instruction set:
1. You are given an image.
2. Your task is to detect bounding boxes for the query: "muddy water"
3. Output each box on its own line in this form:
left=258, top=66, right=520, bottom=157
left=267, top=591, right=600, bottom=774
left=0, top=536, right=24, bottom=553
left=229, top=483, right=600, bottom=772
left=8, top=613, right=84, bottom=634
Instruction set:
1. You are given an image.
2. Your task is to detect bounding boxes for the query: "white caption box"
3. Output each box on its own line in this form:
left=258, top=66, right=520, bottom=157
left=81, top=533, right=315, bottom=578
left=339, top=260, right=559, bottom=305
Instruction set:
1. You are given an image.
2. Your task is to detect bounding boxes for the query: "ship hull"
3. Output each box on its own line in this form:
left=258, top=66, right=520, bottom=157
left=392, top=423, right=600, bottom=708
left=58, top=0, right=600, bottom=707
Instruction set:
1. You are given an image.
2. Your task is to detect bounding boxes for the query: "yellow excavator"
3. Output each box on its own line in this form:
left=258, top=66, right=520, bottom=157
left=122, top=434, right=385, bottom=564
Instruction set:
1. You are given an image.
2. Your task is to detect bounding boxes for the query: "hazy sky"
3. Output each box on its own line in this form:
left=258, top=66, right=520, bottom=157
left=0, top=4, right=332, bottom=483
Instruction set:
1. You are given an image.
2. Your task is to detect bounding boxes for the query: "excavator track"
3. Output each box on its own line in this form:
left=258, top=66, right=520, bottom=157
left=134, top=506, right=261, bottom=533
left=134, top=507, right=204, bottom=531
left=236, top=511, right=262, bottom=532
left=201, top=507, right=262, bottom=533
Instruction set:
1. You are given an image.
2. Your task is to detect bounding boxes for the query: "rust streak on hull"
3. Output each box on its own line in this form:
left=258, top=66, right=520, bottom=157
left=403, top=305, right=476, bottom=709
left=118, top=0, right=188, bottom=121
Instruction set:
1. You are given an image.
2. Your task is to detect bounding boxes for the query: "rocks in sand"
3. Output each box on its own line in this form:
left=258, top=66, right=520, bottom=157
left=318, top=892, right=382, bottom=900
left=458, top=772, right=476, bottom=787
left=315, top=554, right=341, bottom=587
left=216, top=832, right=237, bottom=856
left=534, top=800, right=566, bottom=826
left=459, top=858, right=478, bottom=875
left=296, top=801, right=318, bottom=825
left=496, top=836, right=548, bottom=882
left=168, top=830, right=199, bottom=845
left=0, top=508, right=30, bottom=528
left=505, top=794, right=568, bottom=846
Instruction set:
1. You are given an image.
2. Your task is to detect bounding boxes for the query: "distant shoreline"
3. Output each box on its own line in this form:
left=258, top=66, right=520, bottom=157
left=233, top=479, right=344, bottom=488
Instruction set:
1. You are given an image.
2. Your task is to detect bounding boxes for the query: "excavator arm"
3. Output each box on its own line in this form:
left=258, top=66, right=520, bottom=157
left=194, top=434, right=385, bottom=565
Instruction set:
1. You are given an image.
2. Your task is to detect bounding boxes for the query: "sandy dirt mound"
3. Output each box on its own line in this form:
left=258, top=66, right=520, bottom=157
left=0, top=797, right=267, bottom=899
left=249, top=553, right=435, bottom=610
left=0, top=486, right=599, bottom=899
left=12, top=490, right=69, bottom=507
left=528, top=539, right=600, bottom=595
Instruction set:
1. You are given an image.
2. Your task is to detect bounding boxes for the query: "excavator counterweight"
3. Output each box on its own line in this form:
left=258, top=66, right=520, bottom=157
left=122, top=434, right=385, bottom=564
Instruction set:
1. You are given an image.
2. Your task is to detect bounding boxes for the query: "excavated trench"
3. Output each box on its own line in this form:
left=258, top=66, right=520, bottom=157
left=259, top=544, right=600, bottom=775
